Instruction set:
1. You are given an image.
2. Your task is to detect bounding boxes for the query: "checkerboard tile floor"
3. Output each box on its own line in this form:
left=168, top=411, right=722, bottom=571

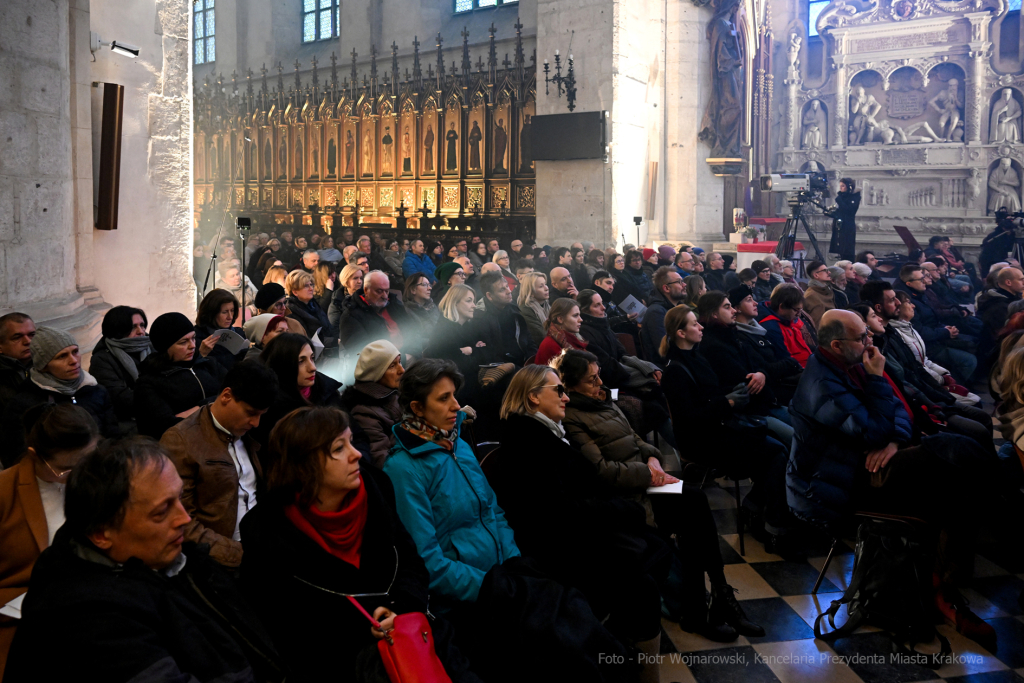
left=656, top=482, right=1024, bottom=683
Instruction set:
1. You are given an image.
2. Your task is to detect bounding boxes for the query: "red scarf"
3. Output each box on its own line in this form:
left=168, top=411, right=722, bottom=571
left=549, top=325, right=588, bottom=351
left=284, top=481, right=368, bottom=568
left=821, top=348, right=914, bottom=423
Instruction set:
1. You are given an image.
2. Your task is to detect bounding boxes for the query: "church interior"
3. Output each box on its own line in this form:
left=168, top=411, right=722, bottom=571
left=1, top=0, right=1024, bottom=681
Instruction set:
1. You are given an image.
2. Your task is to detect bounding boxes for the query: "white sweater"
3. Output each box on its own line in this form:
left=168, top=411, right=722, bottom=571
left=888, top=320, right=950, bottom=383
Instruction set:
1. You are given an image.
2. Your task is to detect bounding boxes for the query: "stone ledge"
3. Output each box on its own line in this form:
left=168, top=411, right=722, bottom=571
left=0, top=288, right=108, bottom=352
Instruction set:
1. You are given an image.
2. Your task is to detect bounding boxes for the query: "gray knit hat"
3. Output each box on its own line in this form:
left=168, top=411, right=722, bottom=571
left=354, top=340, right=401, bottom=383
left=31, top=326, right=79, bottom=372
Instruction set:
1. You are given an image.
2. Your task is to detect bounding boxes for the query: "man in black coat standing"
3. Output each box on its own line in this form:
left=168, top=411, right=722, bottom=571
left=4, top=438, right=284, bottom=683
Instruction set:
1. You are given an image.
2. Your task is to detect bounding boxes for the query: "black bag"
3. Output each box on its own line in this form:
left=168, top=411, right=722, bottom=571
left=814, top=518, right=950, bottom=667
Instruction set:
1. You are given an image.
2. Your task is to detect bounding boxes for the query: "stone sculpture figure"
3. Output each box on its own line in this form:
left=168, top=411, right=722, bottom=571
left=446, top=123, right=459, bottom=171
left=381, top=126, right=394, bottom=176
left=787, top=33, right=802, bottom=78
left=850, top=86, right=881, bottom=144
left=519, top=115, right=534, bottom=173
left=263, top=139, right=272, bottom=179
left=402, top=126, right=412, bottom=174
left=698, top=0, right=744, bottom=159
left=327, top=136, right=337, bottom=176
left=468, top=121, right=483, bottom=171
left=990, top=89, right=1022, bottom=144
left=344, top=130, right=354, bottom=175
left=989, top=158, right=1022, bottom=213
left=363, top=130, right=373, bottom=176
left=424, top=125, right=435, bottom=173
left=802, top=100, right=827, bottom=149
left=494, top=118, right=508, bottom=173
left=967, top=168, right=982, bottom=207
left=928, top=79, right=961, bottom=142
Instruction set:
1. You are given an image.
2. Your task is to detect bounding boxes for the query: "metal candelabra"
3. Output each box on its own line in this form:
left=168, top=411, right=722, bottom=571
left=543, top=50, right=577, bottom=112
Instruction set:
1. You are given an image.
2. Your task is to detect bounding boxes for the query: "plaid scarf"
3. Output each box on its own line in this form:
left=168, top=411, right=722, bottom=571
left=400, top=415, right=457, bottom=452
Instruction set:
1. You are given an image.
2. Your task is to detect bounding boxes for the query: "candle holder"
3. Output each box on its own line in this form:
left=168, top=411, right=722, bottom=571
left=543, top=50, right=577, bottom=112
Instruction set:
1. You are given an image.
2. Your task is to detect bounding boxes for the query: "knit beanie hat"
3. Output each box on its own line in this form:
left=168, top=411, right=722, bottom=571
left=243, top=314, right=287, bottom=346
left=149, top=313, right=196, bottom=354
left=31, top=327, right=79, bottom=372
left=354, top=340, right=401, bottom=383
left=728, top=284, right=754, bottom=307
left=658, top=245, right=676, bottom=262
left=434, top=261, right=462, bottom=286
left=254, top=283, right=286, bottom=312
left=642, top=248, right=656, bottom=262
left=751, top=260, right=770, bottom=273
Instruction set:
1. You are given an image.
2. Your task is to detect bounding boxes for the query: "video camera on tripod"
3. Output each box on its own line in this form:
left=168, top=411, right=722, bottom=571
left=759, top=172, right=830, bottom=261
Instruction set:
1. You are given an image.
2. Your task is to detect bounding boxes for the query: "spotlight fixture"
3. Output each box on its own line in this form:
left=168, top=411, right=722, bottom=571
left=90, top=32, right=140, bottom=58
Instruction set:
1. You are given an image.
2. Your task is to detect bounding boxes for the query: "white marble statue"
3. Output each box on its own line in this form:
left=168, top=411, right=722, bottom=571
left=802, top=100, right=827, bottom=149
left=787, top=33, right=802, bottom=74
left=928, top=79, right=961, bottom=142
left=850, top=86, right=882, bottom=144
left=990, top=89, right=1022, bottom=144
left=988, top=158, right=1022, bottom=213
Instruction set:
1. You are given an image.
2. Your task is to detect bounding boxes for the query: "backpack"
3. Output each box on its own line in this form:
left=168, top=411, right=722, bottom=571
left=814, top=518, right=950, bottom=667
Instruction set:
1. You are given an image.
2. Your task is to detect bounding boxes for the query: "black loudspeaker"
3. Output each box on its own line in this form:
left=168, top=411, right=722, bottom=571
left=531, top=111, right=607, bottom=161
left=96, top=82, right=124, bottom=231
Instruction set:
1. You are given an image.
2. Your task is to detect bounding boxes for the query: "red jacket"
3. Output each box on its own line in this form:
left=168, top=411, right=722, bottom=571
left=761, top=314, right=812, bottom=368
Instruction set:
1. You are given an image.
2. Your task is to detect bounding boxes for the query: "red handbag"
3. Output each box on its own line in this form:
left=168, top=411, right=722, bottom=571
left=347, top=596, right=453, bottom=683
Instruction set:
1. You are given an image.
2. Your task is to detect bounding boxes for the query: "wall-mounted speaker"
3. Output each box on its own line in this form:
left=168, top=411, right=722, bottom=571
left=531, top=111, right=607, bottom=161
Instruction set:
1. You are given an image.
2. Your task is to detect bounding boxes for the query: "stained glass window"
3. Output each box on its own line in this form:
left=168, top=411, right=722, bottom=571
left=1010, top=0, right=1021, bottom=11
left=808, top=0, right=827, bottom=37
left=302, top=0, right=339, bottom=42
left=193, top=0, right=216, bottom=64
left=455, top=0, right=516, bottom=12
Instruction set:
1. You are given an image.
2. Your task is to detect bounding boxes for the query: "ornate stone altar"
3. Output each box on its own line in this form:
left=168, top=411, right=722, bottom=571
left=777, top=0, right=1023, bottom=255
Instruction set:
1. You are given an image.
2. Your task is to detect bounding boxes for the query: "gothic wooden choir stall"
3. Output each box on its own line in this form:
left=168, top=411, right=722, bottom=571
left=193, top=22, right=538, bottom=243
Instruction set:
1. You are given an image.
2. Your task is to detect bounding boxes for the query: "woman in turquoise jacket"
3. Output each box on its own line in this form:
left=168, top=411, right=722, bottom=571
left=383, top=361, right=519, bottom=606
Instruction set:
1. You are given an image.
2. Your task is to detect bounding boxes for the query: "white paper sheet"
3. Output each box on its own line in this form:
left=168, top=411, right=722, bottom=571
left=646, top=480, right=683, bottom=495
left=1, top=592, right=25, bottom=619
left=619, top=295, right=648, bottom=323
left=209, top=328, right=250, bottom=355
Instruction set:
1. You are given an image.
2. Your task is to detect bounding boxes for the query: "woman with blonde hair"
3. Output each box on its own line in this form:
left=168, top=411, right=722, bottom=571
left=683, top=274, right=706, bottom=307
left=327, top=264, right=365, bottom=332
left=424, top=285, right=486, bottom=384
left=518, top=272, right=551, bottom=345
left=285, top=270, right=336, bottom=348
left=534, top=298, right=586, bottom=367
left=312, top=261, right=336, bottom=312
left=491, top=364, right=669, bottom=680
left=263, top=265, right=288, bottom=288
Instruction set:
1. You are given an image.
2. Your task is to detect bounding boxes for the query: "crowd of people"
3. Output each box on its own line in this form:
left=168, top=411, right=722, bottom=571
left=0, top=226, right=1023, bottom=682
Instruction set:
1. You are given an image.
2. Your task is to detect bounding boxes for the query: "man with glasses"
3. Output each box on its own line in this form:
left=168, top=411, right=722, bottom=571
left=703, top=252, right=730, bottom=292
left=641, top=266, right=687, bottom=363
left=674, top=251, right=695, bottom=276
left=338, top=270, right=416, bottom=357
left=803, top=260, right=836, bottom=326
left=788, top=308, right=1000, bottom=651
left=896, top=265, right=977, bottom=383
left=750, top=260, right=777, bottom=302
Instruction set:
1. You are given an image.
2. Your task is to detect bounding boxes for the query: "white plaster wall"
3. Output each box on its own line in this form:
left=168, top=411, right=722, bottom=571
left=89, top=0, right=194, bottom=318
left=0, top=0, right=78, bottom=307
left=664, top=0, right=724, bottom=245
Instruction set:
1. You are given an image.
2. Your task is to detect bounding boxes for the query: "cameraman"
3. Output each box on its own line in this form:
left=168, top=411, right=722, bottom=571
left=828, top=178, right=861, bottom=262
left=980, top=211, right=1017, bottom=276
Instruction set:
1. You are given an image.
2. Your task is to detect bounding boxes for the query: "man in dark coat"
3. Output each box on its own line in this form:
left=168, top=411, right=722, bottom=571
left=0, top=313, right=34, bottom=415
left=338, top=271, right=417, bottom=356
left=4, top=438, right=284, bottom=683
left=731, top=286, right=802, bottom=404
left=640, top=267, right=686, bottom=364
left=977, top=265, right=1024, bottom=340
left=787, top=309, right=998, bottom=650
left=702, top=253, right=730, bottom=292
left=547, top=267, right=578, bottom=302
left=475, top=271, right=538, bottom=366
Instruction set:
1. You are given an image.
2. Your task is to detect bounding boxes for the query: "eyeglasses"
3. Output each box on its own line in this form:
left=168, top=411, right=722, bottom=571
left=667, top=279, right=684, bottom=286
left=583, top=375, right=601, bottom=387
left=905, top=277, right=924, bottom=283
left=540, top=384, right=566, bottom=397
left=840, top=332, right=871, bottom=344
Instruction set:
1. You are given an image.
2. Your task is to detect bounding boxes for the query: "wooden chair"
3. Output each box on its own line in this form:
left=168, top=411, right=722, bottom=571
left=616, top=333, right=638, bottom=357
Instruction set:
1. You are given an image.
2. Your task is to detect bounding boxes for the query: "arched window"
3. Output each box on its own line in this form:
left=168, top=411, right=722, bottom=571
left=303, top=0, right=340, bottom=43
left=808, top=0, right=827, bottom=36
left=455, top=0, right=518, bottom=13
left=193, top=0, right=215, bottom=65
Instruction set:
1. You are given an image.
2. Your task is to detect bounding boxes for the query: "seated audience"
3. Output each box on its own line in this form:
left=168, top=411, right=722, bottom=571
left=316, top=235, right=342, bottom=263
left=195, top=289, right=248, bottom=371
left=134, top=313, right=227, bottom=439
left=424, top=284, right=485, bottom=382
left=615, top=250, right=654, bottom=305
left=0, top=313, right=35, bottom=415
left=475, top=271, right=538, bottom=367
left=263, top=265, right=288, bottom=288
left=978, top=266, right=1024, bottom=342
left=585, top=249, right=605, bottom=283
left=780, top=260, right=798, bottom=284
left=895, top=264, right=977, bottom=383
left=751, top=260, right=776, bottom=302
left=312, top=262, right=336, bottom=313
left=684, top=274, right=706, bottom=308
left=3, top=437, right=284, bottom=683
left=760, top=284, right=813, bottom=368
left=702, top=252, right=729, bottom=292
left=241, top=313, right=290, bottom=362
left=383, top=359, right=632, bottom=680
left=89, top=306, right=153, bottom=423
left=556, top=350, right=762, bottom=641
left=403, top=239, right=437, bottom=283
left=534, top=298, right=589, bottom=367
left=339, top=340, right=404, bottom=468
left=327, top=264, right=365, bottom=330
left=251, top=333, right=343, bottom=453
left=788, top=308, right=1000, bottom=649
left=0, top=405, right=98, bottom=678
left=160, top=361, right=278, bottom=568
left=492, top=364, right=670, bottom=676
left=285, top=270, right=336, bottom=349
left=337, top=271, right=414, bottom=356
left=659, top=306, right=793, bottom=549
left=828, top=267, right=850, bottom=309
left=641, top=266, right=687, bottom=363
left=2, top=328, right=117, bottom=462
left=493, top=250, right=518, bottom=291
left=432, top=261, right=468, bottom=304
left=731, top=287, right=803, bottom=403
left=255, top=282, right=306, bottom=337
left=298, top=249, right=320, bottom=274
left=803, top=261, right=835, bottom=326
left=519, top=272, right=551, bottom=346
left=995, top=347, right=1024, bottom=481
left=673, top=250, right=695, bottom=278
left=548, top=267, right=578, bottom=302
left=856, top=250, right=884, bottom=280
left=403, top=272, right=440, bottom=328
left=238, top=405, right=481, bottom=683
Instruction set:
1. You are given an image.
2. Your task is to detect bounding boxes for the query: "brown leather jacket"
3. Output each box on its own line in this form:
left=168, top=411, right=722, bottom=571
left=160, top=405, right=262, bottom=567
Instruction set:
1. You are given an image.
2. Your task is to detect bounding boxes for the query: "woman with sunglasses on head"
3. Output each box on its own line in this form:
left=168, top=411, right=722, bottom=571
left=239, top=405, right=482, bottom=683
left=0, top=404, right=98, bottom=679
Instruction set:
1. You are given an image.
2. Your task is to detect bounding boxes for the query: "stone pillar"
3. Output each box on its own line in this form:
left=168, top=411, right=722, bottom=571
left=833, top=64, right=848, bottom=151
left=784, top=73, right=801, bottom=151
left=967, top=14, right=992, bottom=145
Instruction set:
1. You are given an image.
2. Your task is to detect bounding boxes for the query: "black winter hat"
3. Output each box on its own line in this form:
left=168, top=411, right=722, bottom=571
left=255, top=283, right=286, bottom=311
left=728, top=284, right=754, bottom=307
left=149, top=313, right=196, bottom=354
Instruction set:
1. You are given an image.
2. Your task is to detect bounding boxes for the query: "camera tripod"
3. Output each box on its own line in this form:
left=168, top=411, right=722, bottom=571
left=775, top=194, right=826, bottom=265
